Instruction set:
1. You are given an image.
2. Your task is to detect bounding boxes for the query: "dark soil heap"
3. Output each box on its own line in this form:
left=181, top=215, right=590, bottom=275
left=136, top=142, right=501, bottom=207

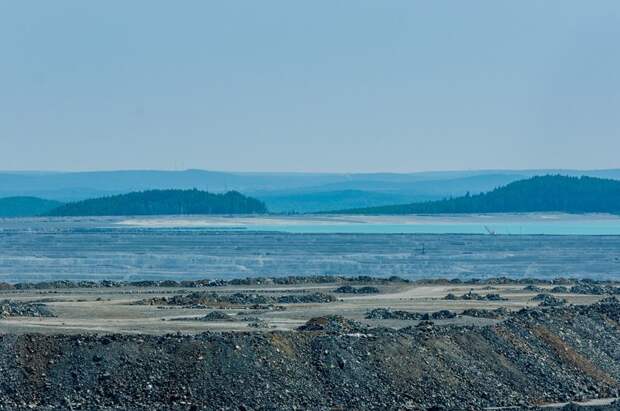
left=0, top=300, right=619, bottom=410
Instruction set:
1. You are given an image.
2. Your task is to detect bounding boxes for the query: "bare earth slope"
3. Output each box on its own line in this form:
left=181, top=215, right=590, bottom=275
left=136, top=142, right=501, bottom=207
left=1, top=299, right=618, bottom=410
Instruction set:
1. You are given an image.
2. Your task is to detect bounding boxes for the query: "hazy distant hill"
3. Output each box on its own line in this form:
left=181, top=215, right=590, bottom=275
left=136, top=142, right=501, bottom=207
left=256, top=190, right=431, bottom=213
left=335, top=175, right=620, bottom=215
left=1, top=169, right=620, bottom=212
left=0, top=197, right=63, bottom=217
left=46, top=189, right=267, bottom=216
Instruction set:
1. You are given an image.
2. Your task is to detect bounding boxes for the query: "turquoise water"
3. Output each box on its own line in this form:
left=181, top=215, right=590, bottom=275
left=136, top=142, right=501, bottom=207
left=115, top=214, right=620, bottom=235
left=1, top=216, right=619, bottom=282
left=248, top=221, right=620, bottom=235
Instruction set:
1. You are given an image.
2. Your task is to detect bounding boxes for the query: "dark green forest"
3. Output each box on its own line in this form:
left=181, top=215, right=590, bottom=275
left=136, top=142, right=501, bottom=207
left=336, top=175, right=620, bottom=214
left=46, top=189, right=267, bottom=216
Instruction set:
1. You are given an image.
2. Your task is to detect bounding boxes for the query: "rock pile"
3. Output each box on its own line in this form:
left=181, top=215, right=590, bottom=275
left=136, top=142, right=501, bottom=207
left=0, top=300, right=55, bottom=318
left=366, top=308, right=423, bottom=320
left=247, top=319, right=271, bottom=328
left=365, top=308, right=457, bottom=321
left=444, top=291, right=507, bottom=301
left=532, top=293, right=568, bottom=307
left=8, top=274, right=411, bottom=290
left=569, top=283, right=620, bottom=295
left=334, top=285, right=380, bottom=294
left=0, top=300, right=619, bottom=410
left=276, top=292, right=336, bottom=304
left=427, top=309, right=457, bottom=320
left=136, top=291, right=335, bottom=307
left=461, top=307, right=510, bottom=319
left=298, top=315, right=367, bottom=334
left=200, top=311, right=235, bottom=322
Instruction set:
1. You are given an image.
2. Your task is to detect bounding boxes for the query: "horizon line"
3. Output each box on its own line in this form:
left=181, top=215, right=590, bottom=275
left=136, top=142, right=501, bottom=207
left=1, top=167, right=620, bottom=175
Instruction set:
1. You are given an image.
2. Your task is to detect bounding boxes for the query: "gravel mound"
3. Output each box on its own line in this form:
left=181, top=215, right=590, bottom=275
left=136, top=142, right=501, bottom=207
left=570, top=284, right=620, bottom=295
left=366, top=308, right=423, bottom=320
left=200, top=311, right=235, bottom=322
left=0, top=300, right=619, bottom=410
left=444, top=291, right=507, bottom=301
left=366, top=308, right=457, bottom=321
left=0, top=300, right=55, bottom=318
left=461, top=307, right=510, bottom=319
left=426, top=309, right=457, bottom=320
left=227, top=293, right=273, bottom=305
left=276, top=292, right=336, bottom=304
left=136, top=291, right=335, bottom=307
left=8, top=275, right=411, bottom=290
left=334, top=285, right=380, bottom=294
left=553, top=400, right=620, bottom=410
left=247, top=319, right=271, bottom=328
left=297, top=315, right=367, bottom=334
left=134, top=291, right=230, bottom=306
left=532, top=293, right=568, bottom=307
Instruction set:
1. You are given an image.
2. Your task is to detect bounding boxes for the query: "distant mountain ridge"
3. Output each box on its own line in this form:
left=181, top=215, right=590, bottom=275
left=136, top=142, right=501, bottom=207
left=46, top=189, right=267, bottom=217
left=256, top=190, right=426, bottom=213
left=334, top=175, right=620, bottom=215
left=1, top=169, right=620, bottom=213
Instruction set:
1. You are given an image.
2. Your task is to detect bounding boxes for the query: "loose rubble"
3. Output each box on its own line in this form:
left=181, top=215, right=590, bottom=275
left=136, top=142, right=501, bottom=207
left=5, top=275, right=411, bottom=290
left=461, top=307, right=510, bottom=319
left=247, top=319, right=271, bottom=328
left=275, top=292, right=336, bottom=304
left=444, top=291, right=508, bottom=301
left=569, top=283, right=620, bottom=295
left=7, top=276, right=619, bottom=292
left=199, top=311, right=235, bottom=322
left=297, top=315, right=368, bottom=334
left=333, top=285, right=380, bottom=294
left=533, top=293, right=569, bottom=307
left=135, top=291, right=335, bottom=307
left=365, top=308, right=457, bottom=321
left=366, top=307, right=423, bottom=320
left=0, top=300, right=55, bottom=318
left=0, top=300, right=619, bottom=410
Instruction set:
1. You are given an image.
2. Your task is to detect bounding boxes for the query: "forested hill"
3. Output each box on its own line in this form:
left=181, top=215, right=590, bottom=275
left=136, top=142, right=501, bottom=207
left=0, top=197, right=63, bottom=217
left=46, top=190, right=267, bottom=216
left=334, top=175, right=620, bottom=215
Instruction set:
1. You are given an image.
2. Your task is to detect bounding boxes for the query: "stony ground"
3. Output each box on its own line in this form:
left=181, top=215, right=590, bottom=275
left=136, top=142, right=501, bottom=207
left=0, top=297, right=618, bottom=410
left=0, top=277, right=612, bottom=335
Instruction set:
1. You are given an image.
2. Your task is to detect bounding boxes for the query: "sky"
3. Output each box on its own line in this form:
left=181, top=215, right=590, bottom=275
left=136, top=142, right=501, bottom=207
left=1, top=1, right=619, bottom=173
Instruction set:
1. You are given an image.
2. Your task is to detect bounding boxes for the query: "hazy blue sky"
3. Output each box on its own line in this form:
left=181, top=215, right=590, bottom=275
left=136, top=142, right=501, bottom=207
left=1, top=1, right=619, bottom=172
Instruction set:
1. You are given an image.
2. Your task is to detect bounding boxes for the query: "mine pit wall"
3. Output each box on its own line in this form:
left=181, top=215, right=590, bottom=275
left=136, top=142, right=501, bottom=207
left=0, top=302, right=618, bottom=410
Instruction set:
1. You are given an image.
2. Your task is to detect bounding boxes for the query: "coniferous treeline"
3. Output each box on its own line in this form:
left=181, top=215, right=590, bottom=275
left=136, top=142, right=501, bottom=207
left=336, top=175, right=620, bottom=214
left=46, top=189, right=267, bottom=216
